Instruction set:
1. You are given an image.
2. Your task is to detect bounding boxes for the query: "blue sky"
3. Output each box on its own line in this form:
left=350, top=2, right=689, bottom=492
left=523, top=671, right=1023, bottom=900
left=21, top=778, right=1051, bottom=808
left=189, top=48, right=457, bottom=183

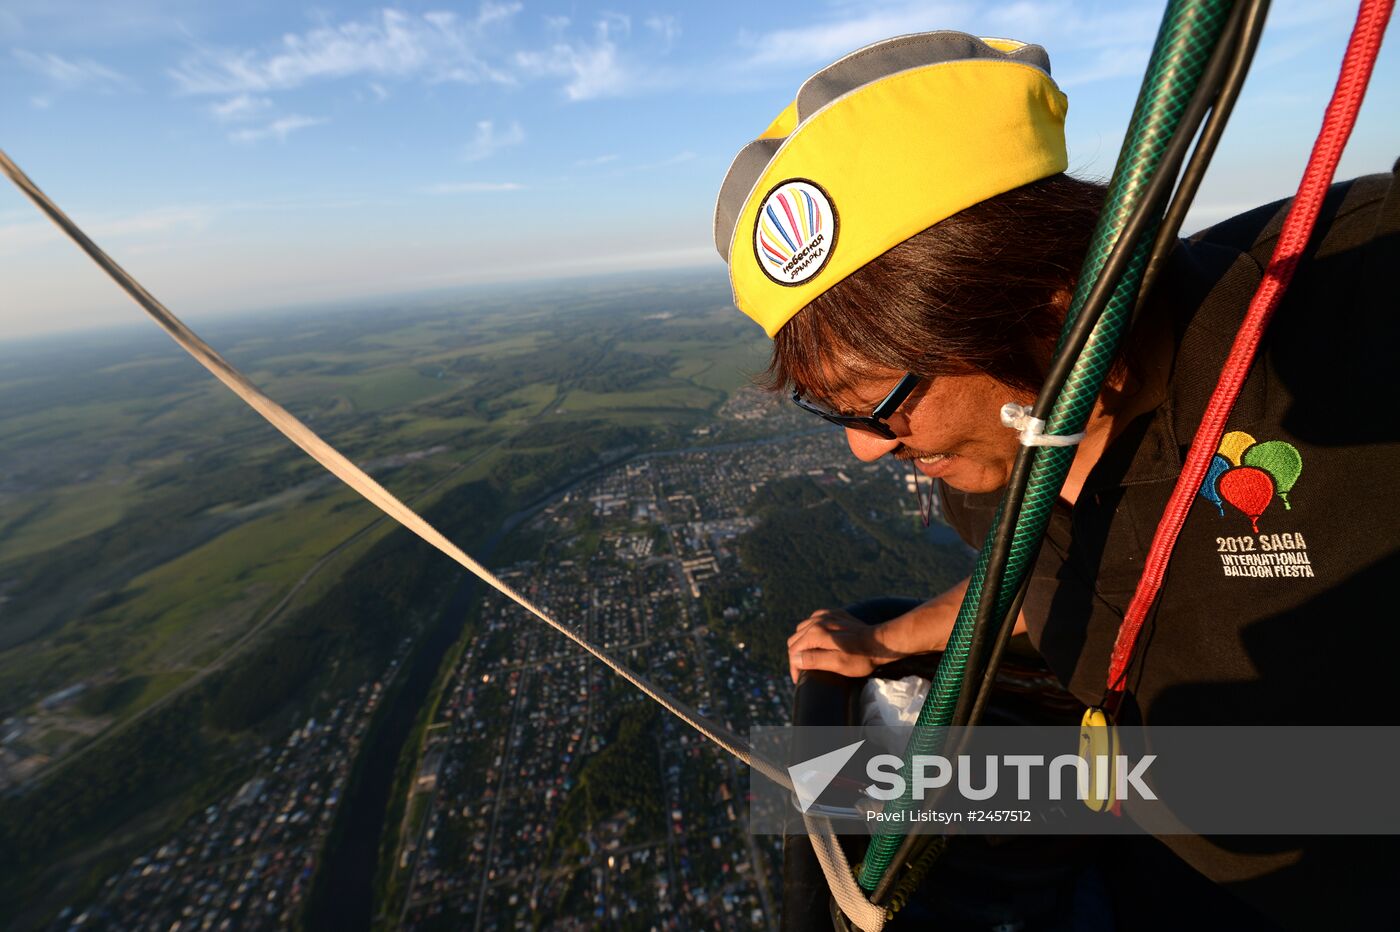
left=1, top=0, right=1396, bottom=339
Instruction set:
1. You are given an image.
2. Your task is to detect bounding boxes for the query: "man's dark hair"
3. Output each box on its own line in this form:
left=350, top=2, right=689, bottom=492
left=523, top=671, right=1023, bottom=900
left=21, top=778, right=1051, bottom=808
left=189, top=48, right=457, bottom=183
left=762, top=173, right=1108, bottom=400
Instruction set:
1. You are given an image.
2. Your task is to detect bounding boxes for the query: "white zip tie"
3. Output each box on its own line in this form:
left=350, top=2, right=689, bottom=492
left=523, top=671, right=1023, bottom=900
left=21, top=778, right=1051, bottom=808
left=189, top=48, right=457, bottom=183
left=1000, top=402, right=1085, bottom=447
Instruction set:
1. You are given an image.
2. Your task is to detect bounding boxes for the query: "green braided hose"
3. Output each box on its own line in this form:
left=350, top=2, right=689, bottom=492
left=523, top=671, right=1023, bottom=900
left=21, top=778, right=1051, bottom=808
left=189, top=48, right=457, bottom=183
left=857, top=0, right=1236, bottom=891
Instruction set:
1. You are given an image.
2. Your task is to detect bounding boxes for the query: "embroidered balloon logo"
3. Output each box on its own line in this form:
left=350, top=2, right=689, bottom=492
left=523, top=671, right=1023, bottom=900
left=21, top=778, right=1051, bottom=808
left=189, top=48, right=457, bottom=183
left=1218, top=467, right=1274, bottom=533
left=1217, top=430, right=1255, bottom=466
left=1241, top=440, right=1302, bottom=509
left=1200, top=454, right=1231, bottom=517
left=1197, top=431, right=1302, bottom=531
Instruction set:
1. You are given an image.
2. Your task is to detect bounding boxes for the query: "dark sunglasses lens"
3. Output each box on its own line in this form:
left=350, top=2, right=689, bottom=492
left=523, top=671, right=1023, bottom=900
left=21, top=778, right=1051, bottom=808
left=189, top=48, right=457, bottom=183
left=837, top=414, right=894, bottom=439
left=793, top=394, right=895, bottom=439
left=862, top=420, right=895, bottom=440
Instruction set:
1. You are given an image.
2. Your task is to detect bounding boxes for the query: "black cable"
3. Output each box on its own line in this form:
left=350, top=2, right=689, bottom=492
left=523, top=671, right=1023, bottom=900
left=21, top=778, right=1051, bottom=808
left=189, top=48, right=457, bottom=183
left=966, top=552, right=1036, bottom=729
left=950, top=0, right=1254, bottom=733
left=871, top=0, right=1259, bottom=907
left=1028, top=0, right=1254, bottom=427
left=948, top=443, right=1036, bottom=727
left=957, top=0, right=1271, bottom=739
left=869, top=565, right=1035, bottom=905
left=947, top=0, right=1255, bottom=750
left=1139, top=0, right=1271, bottom=301
left=875, top=568, right=1033, bottom=901
left=963, top=0, right=1271, bottom=733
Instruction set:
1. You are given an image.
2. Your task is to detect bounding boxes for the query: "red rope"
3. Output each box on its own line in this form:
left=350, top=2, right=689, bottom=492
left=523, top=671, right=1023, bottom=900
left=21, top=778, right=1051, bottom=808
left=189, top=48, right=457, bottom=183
left=1106, top=0, right=1395, bottom=697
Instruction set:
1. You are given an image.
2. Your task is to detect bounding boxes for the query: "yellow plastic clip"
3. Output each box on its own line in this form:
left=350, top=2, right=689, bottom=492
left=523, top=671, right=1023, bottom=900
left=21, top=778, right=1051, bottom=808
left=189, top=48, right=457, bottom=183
left=1078, top=705, right=1120, bottom=813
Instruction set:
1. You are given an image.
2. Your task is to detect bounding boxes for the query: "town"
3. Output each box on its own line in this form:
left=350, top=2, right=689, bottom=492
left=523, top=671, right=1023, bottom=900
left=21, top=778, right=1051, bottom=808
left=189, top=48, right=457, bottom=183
left=54, top=651, right=410, bottom=930
left=52, top=390, right=932, bottom=930
left=392, top=395, right=912, bottom=929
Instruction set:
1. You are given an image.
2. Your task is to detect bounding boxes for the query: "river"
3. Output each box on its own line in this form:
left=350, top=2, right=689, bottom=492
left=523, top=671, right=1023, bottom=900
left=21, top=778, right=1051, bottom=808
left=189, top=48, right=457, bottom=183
left=302, top=425, right=924, bottom=928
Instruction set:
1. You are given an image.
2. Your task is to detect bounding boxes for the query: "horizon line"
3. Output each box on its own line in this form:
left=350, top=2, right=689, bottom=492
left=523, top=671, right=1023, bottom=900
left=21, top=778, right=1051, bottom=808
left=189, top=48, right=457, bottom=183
left=0, top=261, right=731, bottom=349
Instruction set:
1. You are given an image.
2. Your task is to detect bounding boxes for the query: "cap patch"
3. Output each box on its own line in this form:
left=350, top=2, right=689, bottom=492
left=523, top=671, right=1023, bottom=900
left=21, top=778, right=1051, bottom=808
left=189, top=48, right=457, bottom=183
left=752, top=179, right=837, bottom=286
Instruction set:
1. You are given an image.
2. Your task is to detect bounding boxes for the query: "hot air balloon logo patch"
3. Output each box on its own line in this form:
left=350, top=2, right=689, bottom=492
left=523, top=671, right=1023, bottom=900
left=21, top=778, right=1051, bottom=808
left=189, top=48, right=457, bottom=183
left=1198, top=431, right=1303, bottom=533
left=753, top=179, right=837, bottom=286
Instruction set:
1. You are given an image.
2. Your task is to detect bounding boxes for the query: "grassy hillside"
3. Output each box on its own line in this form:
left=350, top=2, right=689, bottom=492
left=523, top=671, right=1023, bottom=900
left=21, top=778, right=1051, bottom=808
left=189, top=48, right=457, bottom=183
left=0, top=268, right=780, bottom=927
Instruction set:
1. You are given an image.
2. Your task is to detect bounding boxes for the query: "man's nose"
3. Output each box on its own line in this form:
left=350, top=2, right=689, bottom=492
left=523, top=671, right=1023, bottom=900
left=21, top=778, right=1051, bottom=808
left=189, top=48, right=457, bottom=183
left=845, top=427, right=900, bottom=462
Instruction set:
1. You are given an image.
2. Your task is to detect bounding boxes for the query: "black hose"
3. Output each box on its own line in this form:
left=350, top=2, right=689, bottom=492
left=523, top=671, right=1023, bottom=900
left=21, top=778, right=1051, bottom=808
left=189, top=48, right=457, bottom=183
left=966, top=553, right=1036, bottom=729
left=957, top=0, right=1276, bottom=744
left=871, top=0, right=1262, bottom=907
left=1139, top=0, right=1272, bottom=300
left=949, top=0, right=1251, bottom=734
left=968, top=0, right=1269, bottom=737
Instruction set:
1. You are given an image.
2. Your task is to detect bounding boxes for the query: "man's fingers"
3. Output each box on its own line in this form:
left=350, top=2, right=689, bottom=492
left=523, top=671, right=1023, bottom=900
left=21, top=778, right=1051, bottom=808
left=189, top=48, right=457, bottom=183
left=788, top=627, right=843, bottom=658
left=793, top=647, right=863, bottom=678
left=787, top=609, right=870, bottom=682
left=787, top=610, right=837, bottom=645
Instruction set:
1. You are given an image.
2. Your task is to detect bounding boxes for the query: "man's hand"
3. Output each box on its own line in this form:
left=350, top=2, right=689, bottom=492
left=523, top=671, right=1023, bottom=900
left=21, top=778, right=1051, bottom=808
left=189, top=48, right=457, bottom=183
left=784, top=582, right=1014, bottom=686
left=786, top=608, right=901, bottom=684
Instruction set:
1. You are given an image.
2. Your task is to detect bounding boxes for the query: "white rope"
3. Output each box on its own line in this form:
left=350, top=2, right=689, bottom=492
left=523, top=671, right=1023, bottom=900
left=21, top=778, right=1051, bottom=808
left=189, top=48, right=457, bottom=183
left=804, top=813, right=888, bottom=931
left=1000, top=402, right=1086, bottom=447
left=1, top=149, right=889, bottom=930
left=0, top=148, right=767, bottom=784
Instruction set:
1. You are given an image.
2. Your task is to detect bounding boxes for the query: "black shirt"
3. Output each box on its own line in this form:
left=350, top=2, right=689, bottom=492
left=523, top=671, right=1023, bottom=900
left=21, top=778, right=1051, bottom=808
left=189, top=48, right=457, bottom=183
left=938, top=160, right=1400, bottom=929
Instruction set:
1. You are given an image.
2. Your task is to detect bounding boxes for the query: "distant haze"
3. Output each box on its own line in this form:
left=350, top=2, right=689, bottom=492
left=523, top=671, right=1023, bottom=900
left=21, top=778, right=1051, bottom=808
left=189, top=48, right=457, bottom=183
left=1, top=0, right=1396, bottom=340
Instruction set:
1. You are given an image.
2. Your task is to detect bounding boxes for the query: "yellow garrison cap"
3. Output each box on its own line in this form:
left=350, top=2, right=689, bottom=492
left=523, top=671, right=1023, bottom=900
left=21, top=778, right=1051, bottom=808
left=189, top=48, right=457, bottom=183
left=714, top=31, right=1069, bottom=337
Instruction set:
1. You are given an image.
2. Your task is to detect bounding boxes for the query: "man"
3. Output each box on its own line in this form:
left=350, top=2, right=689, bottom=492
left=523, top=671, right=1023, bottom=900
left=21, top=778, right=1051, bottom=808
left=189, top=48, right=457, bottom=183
left=715, top=31, right=1398, bottom=931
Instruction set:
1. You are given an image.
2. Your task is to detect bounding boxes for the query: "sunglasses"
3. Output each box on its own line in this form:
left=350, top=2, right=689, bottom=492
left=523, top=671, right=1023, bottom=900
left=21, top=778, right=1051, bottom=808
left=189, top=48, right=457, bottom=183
left=791, top=372, right=923, bottom=440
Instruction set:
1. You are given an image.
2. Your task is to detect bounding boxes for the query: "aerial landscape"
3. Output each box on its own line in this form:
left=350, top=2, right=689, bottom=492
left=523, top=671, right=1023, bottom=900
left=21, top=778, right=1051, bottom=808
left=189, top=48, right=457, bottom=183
left=0, top=270, right=973, bottom=930
left=4, top=0, right=1399, bottom=928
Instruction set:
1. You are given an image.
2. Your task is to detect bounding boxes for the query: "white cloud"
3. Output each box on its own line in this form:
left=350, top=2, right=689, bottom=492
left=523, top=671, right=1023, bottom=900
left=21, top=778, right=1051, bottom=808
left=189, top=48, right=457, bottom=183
left=0, top=195, right=406, bottom=259
left=0, top=204, right=214, bottom=255
left=474, top=1, right=522, bottom=28
left=731, top=0, right=1165, bottom=81
left=207, top=95, right=324, bottom=147
left=736, top=3, right=971, bottom=69
left=575, top=153, right=620, bottom=166
left=210, top=93, right=272, bottom=122
left=980, top=1, right=1159, bottom=48
left=602, top=150, right=698, bottom=177
left=645, top=15, right=681, bottom=47
left=1057, top=44, right=1152, bottom=87
left=166, top=3, right=680, bottom=106
left=462, top=120, right=525, bottom=161
left=515, top=14, right=631, bottom=101
left=0, top=0, right=215, bottom=45
left=980, top=1, right=1162, bottom=86
left=600, top=12, right=632, bottom=38
left=635, top=151, right=696, bottom=170
left=228, top=114, right=327, bottom=145
left=11, top=48, right=134, bottom=92
left=168, top=5, right=520, bottom=95
left=0, top=218, right=58, bottom=252
left=422, top=181, right=525, bottom=194
left=97, top=205, right=215, bottom=237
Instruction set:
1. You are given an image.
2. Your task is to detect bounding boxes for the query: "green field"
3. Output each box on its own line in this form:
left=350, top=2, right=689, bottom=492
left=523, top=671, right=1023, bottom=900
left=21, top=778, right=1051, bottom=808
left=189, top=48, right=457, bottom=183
left=0, top=477, right=136, bottom=566
left=0, top=268, right=780, bottom=929
left=0, top=271, right=764, bottom=720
